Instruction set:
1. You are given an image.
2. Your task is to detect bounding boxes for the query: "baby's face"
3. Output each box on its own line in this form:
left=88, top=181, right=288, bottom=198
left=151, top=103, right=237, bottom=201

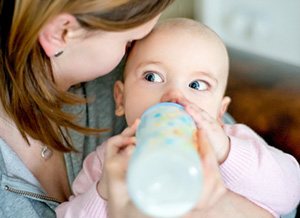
left=115, top=25, right=230, bottom=126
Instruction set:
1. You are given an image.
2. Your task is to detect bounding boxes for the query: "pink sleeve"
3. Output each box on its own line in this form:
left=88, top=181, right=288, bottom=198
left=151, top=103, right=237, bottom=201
left=55, top=145, right=108, bottom=218
left=220, top=124, right=300, bottom=218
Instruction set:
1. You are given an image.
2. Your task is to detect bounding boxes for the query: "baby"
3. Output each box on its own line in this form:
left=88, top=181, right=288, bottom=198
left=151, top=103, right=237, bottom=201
left=56, top=18, right=300, bottom=218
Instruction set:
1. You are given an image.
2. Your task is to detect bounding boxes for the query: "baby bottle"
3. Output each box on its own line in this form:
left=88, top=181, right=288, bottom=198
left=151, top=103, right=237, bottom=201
left=127, top=102, right=203, bottom=218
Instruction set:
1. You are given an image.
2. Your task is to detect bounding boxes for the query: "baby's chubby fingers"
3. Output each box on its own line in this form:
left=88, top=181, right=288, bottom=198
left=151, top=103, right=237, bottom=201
left=98, top=135, right=134, bottom=200
left=121, top=119, right=140, bottom=136
left=177, top=98, right=213, bottom=128
left=185, top=104, right=214, bottom=128
left=105, top=135, right=136, bottom=159
left=99, top=126, right=138, bottom=201
left=106, top=119, right=140, bottom=158
left=184, top=104, right=230, bottom=164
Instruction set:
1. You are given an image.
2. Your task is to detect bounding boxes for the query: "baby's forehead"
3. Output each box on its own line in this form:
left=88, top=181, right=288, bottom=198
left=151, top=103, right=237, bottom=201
left=126, top=18, right=229, bottom=83
left=162, top=21, right=223, bottom=46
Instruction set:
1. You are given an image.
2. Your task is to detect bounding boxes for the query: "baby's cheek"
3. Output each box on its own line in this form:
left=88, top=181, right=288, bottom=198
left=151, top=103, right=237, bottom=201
left=125, top=115, right=135, bottom=127
left=124, top=105, right=139, bottom=126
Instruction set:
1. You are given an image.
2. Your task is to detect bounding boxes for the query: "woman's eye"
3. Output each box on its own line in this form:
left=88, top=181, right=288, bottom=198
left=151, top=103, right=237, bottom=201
left=144, top=72, right=163, bottom=82
left=189, top=81, right=208, bottom=91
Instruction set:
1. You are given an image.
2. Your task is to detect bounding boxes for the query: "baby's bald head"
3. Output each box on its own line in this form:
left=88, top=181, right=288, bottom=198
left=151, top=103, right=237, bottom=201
left=118, top=18, right=231, bottom=124
left=126, top=18, right=229, bottom=94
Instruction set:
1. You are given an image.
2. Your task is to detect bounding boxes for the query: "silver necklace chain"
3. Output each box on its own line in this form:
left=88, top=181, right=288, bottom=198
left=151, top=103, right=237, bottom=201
left=0, top=115, right=53, bottom=160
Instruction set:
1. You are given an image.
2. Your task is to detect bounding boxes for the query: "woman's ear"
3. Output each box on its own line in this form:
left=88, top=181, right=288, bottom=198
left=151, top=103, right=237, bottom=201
left=114, top=81, right=125, bottom=116
left=38, top=14, right=78, bottom=57
left=218, top=96, right=231, bottom=124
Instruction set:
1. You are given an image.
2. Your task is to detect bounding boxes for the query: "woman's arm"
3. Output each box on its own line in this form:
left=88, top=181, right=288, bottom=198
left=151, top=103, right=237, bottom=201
left=222, top=124, right=300, bottom=217
left=198, top=190, right=274, bottom=218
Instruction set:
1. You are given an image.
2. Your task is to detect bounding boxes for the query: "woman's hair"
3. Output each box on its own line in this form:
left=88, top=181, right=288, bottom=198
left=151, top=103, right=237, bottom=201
left=0, top=0, right=174, bottom=152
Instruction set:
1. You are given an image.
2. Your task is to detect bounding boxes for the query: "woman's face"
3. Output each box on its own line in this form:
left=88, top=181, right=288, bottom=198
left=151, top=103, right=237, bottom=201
left=52, top=15, right=160, bottom=90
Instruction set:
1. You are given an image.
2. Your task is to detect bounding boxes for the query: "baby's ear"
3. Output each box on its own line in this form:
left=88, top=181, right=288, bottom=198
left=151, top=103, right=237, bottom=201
left=114, top=81, right=125, bottom=116
left=218, top=96, right=231, bottom=124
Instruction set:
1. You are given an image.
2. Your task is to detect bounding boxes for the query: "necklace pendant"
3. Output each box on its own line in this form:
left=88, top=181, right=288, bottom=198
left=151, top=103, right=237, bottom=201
left=41, top=146, right=53, bottom=160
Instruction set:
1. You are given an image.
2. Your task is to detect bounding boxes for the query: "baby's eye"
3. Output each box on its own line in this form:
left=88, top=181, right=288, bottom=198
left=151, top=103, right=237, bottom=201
left=189, top=80, right=208, bottom=91
left=145, top=72, right=163, bottom=82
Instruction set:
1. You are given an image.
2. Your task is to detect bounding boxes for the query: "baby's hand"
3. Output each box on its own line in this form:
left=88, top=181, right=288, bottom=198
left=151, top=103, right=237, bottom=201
left=178, top=99, right=230, bottom=164
left=97, top=119, right=139, bottom=200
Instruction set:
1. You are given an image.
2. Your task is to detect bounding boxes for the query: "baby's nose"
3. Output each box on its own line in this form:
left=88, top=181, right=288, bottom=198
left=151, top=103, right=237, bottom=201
left=160, top=89, right=185, bottom=104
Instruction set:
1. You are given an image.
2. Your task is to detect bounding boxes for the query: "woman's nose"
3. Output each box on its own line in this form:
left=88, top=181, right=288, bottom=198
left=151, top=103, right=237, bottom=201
left=160, top=89, right=185, bottom=103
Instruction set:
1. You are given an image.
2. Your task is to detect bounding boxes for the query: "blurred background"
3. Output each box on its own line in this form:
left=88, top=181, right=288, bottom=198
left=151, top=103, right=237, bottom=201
left=160, top=0, right=300, bottom=163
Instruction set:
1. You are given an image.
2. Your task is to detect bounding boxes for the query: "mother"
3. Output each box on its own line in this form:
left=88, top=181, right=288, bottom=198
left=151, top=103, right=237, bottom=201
left=0, top=0, right=172, bottom=217
left=0, top=0, right=274, bottom=217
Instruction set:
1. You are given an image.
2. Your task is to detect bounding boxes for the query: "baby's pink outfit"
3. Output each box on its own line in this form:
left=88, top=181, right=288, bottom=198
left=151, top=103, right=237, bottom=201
left=56, top=124, right=300, bottom=218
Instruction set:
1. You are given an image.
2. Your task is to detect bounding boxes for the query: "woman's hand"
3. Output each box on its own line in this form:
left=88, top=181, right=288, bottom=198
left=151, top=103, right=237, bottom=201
left=97, top=120, right=139, bottom=200
left=181, top=127, right=227, bottom=218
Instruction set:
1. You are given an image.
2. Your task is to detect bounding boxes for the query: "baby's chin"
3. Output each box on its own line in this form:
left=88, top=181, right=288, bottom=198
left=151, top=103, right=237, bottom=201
left=126, top=121, right=134, bottom=127
left=125, top=115, right=138, bottom=127
left=125, top=110, right=145, bottom=127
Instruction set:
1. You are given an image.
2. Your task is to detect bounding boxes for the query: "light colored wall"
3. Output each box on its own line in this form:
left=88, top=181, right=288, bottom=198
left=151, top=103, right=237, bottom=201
left=194, top=0, right=300, bottom=67
left=160, top=0, right=300, bottom=67
left=160, top=0, right=194, bottom=20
